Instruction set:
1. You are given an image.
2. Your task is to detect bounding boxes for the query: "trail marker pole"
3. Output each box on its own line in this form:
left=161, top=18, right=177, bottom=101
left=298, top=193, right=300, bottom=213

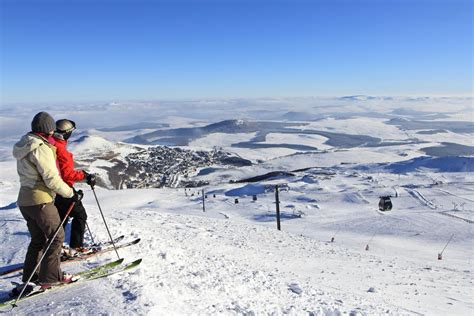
left=202, top=189, right=206, bottom=212
left=275, top=185, right=281, bottom=231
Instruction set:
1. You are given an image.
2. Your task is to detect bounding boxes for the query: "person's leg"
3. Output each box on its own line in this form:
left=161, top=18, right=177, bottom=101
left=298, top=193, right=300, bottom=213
left=69, top=200, right=87, bottom=249
left=55, top=195, right=70, bottom=230
left=33, top=202, right=65, bottom=283
left=19, top=205, right=45, bottom=283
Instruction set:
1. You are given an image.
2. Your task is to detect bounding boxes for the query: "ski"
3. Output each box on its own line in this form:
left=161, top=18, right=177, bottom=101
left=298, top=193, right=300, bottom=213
left=86, top=259, right=142, bottom=280
left=77, top=258, right=125, bottom=277
left=1, top=259, right=142, bottom=309
left=89, top=235, right=125, bottom=249
left=62, top=235, right=125, bottom=253
left=0, top=238, right=140, bottom=277
left=9, top=258, right=125, bottom=294
left=61, top=234, right=127, bottom=259
left=62, top=238, right=140, bottom=262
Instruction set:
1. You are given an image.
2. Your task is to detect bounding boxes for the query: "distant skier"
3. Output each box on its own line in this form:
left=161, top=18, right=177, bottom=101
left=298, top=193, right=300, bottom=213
left=12, top=112, right=82, bottom=289
left=53, top=119, right=96, bottom=256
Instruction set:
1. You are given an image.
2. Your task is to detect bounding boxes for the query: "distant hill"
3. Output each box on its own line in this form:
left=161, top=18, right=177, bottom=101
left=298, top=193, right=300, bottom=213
left=356, top=156, right=474, bottom=173
left=280, top=111, right=323, bottom=121
left=123, top=119, right=386, bottom=149
left=387, top=118, right=474, bottom=134
left=97, top=122, right=169, bottom=132
left=421, top=142, right=474, bottom=157
left=123, top=119, right=304, bottom=145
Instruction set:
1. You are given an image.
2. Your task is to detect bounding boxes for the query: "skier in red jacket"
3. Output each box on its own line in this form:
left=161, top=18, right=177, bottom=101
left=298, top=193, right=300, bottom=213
left=53, top=119, right=96, bottom=256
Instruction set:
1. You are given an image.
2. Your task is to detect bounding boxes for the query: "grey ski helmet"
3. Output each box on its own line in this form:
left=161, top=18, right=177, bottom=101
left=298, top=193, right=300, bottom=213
left=55, top=119, right=76, bottom=140
left=56, top=119, right=76, bottom=133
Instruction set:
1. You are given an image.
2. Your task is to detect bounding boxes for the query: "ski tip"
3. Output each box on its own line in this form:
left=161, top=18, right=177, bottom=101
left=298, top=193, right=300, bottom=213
left=130, top=259, right=142, bottom=265
left=122, top=258, right=142, bottom=269
left=0, top=303, right=13, bottom=310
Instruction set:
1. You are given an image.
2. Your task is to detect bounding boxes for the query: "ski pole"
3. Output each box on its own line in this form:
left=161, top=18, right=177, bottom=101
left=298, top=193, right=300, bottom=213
left=90, top=186, right=120, bottom=260
left=13, top=201, right=76, bottom=308
left=85, top=221, right=96, bottom=246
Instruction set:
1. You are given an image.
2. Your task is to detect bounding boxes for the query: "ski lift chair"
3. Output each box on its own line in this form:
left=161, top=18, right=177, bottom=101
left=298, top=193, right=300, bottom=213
left=378, top=196, right=393, bottom=212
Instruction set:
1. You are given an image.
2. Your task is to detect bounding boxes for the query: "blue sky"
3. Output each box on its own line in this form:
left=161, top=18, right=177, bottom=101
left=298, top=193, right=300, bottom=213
left=1, top=0, right=472, bottom=103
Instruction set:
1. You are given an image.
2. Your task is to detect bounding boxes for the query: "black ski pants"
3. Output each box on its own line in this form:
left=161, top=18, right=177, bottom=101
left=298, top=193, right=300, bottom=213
left=55, top=195, right=88, bottom=249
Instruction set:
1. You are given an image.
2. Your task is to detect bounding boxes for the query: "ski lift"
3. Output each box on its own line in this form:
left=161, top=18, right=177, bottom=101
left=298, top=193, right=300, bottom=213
left=378, top=196, right=393, bottom=212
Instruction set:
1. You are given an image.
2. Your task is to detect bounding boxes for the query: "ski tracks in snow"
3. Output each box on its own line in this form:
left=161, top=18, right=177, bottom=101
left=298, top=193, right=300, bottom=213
left=0, top=210, right=27, bottom=267
left=114, top=211, right=432, bottom=315
left=405, top=188, right=437, bottom=210
left=2, top=206, right=472, bottom=314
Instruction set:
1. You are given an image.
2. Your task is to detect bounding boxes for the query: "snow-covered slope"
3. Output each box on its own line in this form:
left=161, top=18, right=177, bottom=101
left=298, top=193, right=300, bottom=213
left=0, top=97, right=473, bottom=315
left=1, top=158, right=472, bottom=314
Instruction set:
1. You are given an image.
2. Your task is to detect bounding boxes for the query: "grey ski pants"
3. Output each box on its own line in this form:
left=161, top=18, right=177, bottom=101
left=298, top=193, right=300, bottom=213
left=19, top=202, right=64, bottom=283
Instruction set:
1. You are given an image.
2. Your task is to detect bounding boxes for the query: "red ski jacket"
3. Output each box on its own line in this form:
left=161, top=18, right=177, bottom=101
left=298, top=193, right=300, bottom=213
left=53, top=138, right=85, bottom=187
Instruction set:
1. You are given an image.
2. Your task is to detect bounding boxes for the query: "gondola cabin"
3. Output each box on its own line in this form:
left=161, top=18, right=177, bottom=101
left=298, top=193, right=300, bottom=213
left=379, top=196, right=393, bottom=212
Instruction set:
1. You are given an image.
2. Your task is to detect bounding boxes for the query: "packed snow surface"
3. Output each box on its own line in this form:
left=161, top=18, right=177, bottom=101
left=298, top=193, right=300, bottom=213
left=1, top=183, right=472, bottom=315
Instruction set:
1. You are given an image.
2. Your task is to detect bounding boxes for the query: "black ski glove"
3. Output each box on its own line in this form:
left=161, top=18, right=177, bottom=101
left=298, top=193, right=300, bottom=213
left=72, top=188, right=84, bottom=202
left=83, top=171, right=96, bottom=188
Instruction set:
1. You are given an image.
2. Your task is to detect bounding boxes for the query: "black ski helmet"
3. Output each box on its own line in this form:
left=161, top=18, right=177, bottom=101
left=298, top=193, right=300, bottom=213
left=55, top=119, right=76, bottom=140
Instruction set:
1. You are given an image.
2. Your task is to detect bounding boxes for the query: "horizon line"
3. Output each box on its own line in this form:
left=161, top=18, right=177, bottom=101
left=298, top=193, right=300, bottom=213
left=2, top=93, right=473, bottom=106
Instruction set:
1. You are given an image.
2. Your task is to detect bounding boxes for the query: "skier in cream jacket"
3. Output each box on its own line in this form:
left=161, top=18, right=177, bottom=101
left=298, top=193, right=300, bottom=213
left=12, top=112, right=82, bottom=288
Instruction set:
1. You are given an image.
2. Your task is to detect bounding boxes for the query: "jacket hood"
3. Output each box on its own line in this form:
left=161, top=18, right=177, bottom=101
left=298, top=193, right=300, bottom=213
left=12, top=133, right=47, bottom=160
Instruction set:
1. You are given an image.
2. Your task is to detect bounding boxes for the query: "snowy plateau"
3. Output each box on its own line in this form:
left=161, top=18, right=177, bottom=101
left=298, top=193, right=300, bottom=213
left=0, top=96, right=473, bottom=315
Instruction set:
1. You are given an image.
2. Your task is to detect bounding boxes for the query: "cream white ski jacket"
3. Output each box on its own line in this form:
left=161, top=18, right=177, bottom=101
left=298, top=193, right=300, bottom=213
left=13, top=133, right=74, bottom=206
